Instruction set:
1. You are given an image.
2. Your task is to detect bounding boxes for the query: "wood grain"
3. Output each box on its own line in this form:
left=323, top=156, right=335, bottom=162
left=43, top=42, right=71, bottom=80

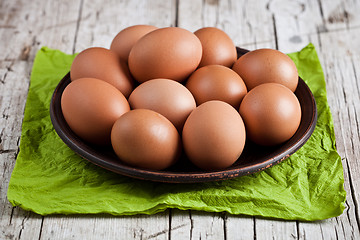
left=1, top=0, right=359, bottom=239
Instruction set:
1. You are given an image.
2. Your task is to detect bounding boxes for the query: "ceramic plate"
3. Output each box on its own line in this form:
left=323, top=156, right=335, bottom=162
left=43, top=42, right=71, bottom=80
left=49, top=47, right=317, bottom=183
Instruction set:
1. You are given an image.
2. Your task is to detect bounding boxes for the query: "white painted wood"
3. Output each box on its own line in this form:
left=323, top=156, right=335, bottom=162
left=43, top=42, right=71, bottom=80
left=40, top=212, right=170, bottom=240
left=0, top=0, right=81, bottom=61
left=168, top=209, right=192, bottom=239
left=271, top=0, right=323, bottom=52
left=225, top=215, right=255, bottom=239
left=171, top=209, right=242, bottom=240
left=0, top=60, right=43, bottom=240
left=0, top=60, right=33, bottom=239
left=318, top=0, right=360, bottom=31
left=0, top=60, right=29, bottom=151
left=255, top=219, right=298, bottom=240
left=171, top=210, right=225, bottom=240
left=73, top=0, right=176, bottom=52
left=224, top=0, right=276, bottom=50
left=0, top=151, right=43, bottom=240
left=178, top=0, right=276, bottom=50
left=177, top=0, right=204, bottom=31
left=189, top=211, right=225, bottom=240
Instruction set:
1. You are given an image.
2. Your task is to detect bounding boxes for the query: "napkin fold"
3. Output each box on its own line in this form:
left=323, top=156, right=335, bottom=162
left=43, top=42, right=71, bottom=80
left=7, top=43, right=346, bottom=221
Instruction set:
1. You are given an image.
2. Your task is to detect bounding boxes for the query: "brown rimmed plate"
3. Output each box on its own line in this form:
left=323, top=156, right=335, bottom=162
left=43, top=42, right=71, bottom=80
left=49, top=47, right=317, bottom=183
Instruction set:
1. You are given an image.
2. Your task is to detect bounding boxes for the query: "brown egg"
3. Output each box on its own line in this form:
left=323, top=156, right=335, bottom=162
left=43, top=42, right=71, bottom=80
left=128, top=78, right=196, bottom=131
left=239, top=83, right=301, bottom=146
left=232, top=48, right=298, bottom=92
left=128, top=27, right=202, bottom=83
left=110, top=25, right=158, bottom=62
left=182, top=100, right=246, bottom=170
left=186, top=65, right=247, bottom=109
left=70, top=47, right=134, bottom=98
left=111, top=109, right=181, bottom=170
left=61, top=78, right=130, bottom=145
left=194, top=27, right=237, bottom=68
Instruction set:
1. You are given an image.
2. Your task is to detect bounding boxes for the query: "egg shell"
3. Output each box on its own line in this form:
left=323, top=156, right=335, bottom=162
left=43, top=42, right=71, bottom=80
left=128, top=78, right=196, bottom=131
left=110, top=25, right=158, bottom=62
left=61, top=78, right=130, bottom=145
left=232, top=48, right=298, bottom=92
left=239, top=83, right=301, bottom=146
left=186, top=65, right=247, bottom=109
left=182, top=100, right=246, bottom=170
left=111, top=109, right=181, bottom=170
left=128, top=27, right=202, bottom=83
left=70, top=47, right=135, bottom=98
left=194, top=27, right=237, bottom=68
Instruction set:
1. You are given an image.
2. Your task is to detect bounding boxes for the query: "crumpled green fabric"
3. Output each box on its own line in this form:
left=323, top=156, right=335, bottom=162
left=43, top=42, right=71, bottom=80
left=7, top=43, right=346, bottom=221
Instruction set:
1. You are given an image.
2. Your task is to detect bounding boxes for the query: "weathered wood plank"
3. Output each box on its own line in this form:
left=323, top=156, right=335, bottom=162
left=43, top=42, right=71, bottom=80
left=168, top=209, right=192, bottom=239
left=0, top=0, right=81, bottom=61
left=170, top=210, right=225, bottom=240
left=0, top=60, right=43, bottom=240
left=225, top=215, right=255, bottom=239
left=0, top=151, right=43, bottom=240
left=271, top=0, right=323, bottom=52
left=223, top=0, right=276, bottom=49
left=318, top=0, right=360, bottom=31
left=73, top=0, right=177, bottom=52
left=0, top=61, right=29, bottom=152
left=40, top=212, right=170, bottom=240
left=178, top=0, right=276, bottom=49
left=255, top=219, right=298, bottom=240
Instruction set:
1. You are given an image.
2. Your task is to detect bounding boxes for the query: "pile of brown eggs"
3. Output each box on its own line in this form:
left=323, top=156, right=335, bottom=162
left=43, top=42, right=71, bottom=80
left=61, top=25, right=301, bottom=171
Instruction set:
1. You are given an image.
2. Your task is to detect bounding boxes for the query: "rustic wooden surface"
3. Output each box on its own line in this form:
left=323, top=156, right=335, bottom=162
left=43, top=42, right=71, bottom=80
left=0, top=0, right=359, bottom=239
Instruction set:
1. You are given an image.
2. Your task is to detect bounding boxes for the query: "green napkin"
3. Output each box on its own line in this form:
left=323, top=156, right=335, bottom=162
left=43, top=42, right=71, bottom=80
left=7, top=44, right=346, bottom=221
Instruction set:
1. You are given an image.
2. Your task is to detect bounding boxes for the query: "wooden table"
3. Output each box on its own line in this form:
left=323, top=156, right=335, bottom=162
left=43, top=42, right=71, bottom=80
left=1, top=0, right=359, bottom=239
